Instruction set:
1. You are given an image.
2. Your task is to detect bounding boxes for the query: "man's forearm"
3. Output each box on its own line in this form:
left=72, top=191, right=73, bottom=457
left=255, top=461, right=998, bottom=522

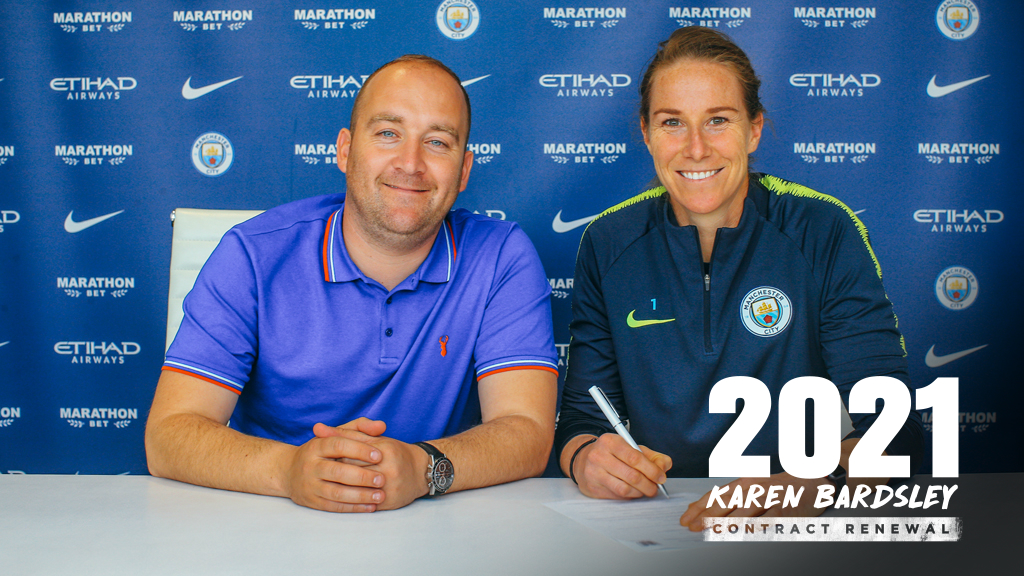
left=146, top=411, right=294, bottom=497
left=431, top=413, right=553, bottom=493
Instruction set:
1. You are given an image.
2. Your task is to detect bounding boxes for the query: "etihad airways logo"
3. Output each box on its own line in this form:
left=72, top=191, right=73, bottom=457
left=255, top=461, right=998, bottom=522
left=468, top=143, right=501, bottom=165
left=555, top=343, right=569, bottom=368
left=54, top=341, right=141, bottom=364
left=58, top=276, right=135, bottom=298
left=539, top=74, right=631, bottom=97
left=60, top=407, right=138, bottom=429
left=294, top=8, right=376, bottom=30
left=794, top=142, right=875, bottom=164
left=914, top=209, right=1003, bottom=234
left=54, top=11, right=131, bottom=33
left=545, top=142, right=625, bottom=164
left=290, top=74, right=367, bottom=98
left=295, top=144, right=338, bottom=166
left=794, top=7, right=875, bottom=28
left=790, top=73, right=880, bottom=97
left=174, top=10, right=252, bottom=31
left=918, top=142, right=998, bottom=165
left=50, top=77, right=136, bottom=100
left=544, top=7, right=626, bottom=28
left=671, top=7, right=751, bottom=28
left=55, top=144, right=132, bottom=167
left=0, top=210, right=19, bottom=233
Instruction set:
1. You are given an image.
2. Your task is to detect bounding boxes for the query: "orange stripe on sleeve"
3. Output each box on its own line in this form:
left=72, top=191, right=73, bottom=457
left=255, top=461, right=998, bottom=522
left=162, top=366, right=242, bottom=395
left=446, top=219, right=457, bottom=261
left=477, top=365, right=559, bottom=381
left=322, top=211, right=334, bottom=282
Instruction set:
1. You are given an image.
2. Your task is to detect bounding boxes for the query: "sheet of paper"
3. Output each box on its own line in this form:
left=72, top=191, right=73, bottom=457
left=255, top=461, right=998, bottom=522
left=544, top=493, right=706, bottom=551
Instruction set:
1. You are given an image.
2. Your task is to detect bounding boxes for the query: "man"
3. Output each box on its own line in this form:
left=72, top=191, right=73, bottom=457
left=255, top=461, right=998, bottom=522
left=146, top=55, right=558, bottom=513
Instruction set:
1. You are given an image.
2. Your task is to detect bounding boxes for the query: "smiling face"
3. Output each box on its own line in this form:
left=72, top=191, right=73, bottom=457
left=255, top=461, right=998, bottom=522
left=337, top=62, right=473, bottom=251
left=642, top=59, right=763, bottom=228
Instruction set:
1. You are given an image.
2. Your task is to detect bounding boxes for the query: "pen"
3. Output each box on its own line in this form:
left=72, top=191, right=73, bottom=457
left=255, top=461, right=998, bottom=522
left=588, top=385, right=670, bottom=499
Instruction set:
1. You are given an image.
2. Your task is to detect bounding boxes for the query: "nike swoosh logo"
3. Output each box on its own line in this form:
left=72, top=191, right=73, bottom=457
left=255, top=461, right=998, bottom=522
left=64, top=210, right=124, bottom=233
left=552, top=210, right=599, bottom=233
left=925, top=344, right=988, bottom=368
left=926, top=74, right=990, bottom=98
left=182, top=76, right=243, bottom=100
left=853, top=209, right=866, bottom=215
left=626, top=310, right=675, bottom=328
left=0, top=341, right=9, bottom=347
left=461, top=75, right=490, bottom=87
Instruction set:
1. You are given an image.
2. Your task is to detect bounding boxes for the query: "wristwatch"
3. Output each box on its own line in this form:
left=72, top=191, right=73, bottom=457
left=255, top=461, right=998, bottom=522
left=414, top=442, right=454, bottom=496
left=827, top=464, right=847, bottom=490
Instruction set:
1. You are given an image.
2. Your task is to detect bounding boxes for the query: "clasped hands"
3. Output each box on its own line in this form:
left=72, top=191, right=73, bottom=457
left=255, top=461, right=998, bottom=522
left=575, top=433, right=885, bottom=531
left=283, top=417, right=429, bottom=513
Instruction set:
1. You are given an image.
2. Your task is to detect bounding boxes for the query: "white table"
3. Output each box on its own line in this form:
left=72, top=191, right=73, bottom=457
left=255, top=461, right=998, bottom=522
left=0, top=474, right=1017, bottom=575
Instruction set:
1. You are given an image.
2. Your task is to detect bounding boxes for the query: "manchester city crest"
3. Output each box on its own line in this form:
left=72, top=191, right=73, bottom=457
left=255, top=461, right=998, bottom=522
left=935, top=266, right=978, bottom=310
left=740, top=286, right=793, bottom=337
left=936, top=0, right=979, bottom=40
left=191, top=132, right=233, bottom=177
left=436, top=0, right=479, bottom=40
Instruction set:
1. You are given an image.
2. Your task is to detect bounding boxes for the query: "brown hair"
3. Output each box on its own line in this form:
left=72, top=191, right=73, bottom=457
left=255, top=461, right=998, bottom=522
left=350, top=54, right=472, bottom=145
left=639, top=27, right=764, bottom=124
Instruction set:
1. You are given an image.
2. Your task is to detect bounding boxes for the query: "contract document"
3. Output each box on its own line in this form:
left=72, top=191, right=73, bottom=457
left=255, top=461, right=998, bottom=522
left=544, top=493, right=706, bottom=551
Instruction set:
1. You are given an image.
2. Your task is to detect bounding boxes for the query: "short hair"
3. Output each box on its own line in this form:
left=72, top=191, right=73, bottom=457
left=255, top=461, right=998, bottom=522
left=639, top=27, right=764, bottom=124
left=349, top=54, right=472, bottom=145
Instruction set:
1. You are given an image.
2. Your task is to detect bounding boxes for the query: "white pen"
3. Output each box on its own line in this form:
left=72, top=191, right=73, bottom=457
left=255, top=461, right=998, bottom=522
left=588, top=385, right=670, bottom=499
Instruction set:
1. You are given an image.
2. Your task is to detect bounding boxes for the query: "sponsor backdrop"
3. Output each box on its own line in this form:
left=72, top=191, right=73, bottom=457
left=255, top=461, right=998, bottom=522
left=0, top=1, right=1020, bottom=476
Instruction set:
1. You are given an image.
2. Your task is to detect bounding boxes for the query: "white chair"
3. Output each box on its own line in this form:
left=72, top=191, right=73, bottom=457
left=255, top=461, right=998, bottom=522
left=166, top=208, right=263, bottom=351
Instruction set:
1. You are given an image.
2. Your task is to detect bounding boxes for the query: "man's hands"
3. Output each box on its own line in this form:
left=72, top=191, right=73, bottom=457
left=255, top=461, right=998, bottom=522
left=679, top=473, right=830, bottom=531
left=283, top=417, right=430, bottom=513
left=566, top=433, right=672, bottom=500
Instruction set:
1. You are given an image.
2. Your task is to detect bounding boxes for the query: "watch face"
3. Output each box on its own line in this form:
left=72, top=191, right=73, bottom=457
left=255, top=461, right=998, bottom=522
left=431, top=457, right=454, bottom=493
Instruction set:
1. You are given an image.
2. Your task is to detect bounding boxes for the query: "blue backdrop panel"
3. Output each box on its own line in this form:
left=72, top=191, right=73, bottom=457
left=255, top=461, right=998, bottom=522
left=1, top=0, right=1020, bottom=475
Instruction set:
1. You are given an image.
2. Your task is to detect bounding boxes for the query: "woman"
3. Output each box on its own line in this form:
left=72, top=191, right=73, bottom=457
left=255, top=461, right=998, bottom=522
left=555, top=27, right=924, bottom=528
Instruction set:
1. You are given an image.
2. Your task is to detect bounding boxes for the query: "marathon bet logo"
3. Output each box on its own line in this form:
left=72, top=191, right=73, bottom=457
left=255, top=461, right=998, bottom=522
left=790, top=73, right=880, bottom=97
left=545, top=142, right=626, bottom=164
left=543, top=7, right=626, bottom=29
left=0, top=406, right=19, bottom=429
left=294, top=8, right=376, bottom=30
left=670, top=7, right=751, bottom=28
left=60, top=406, right=139, bottom=429
left=0, top=144, right=11, bottom=166
left=54, top=11, right=131, bottom=33
left=55, top=144, right=132, bottom=167
left=290, top=74, right=367, bottom=98
left=58, top=276, right=135, bottom=298
left=794, top=142, right=875, bottom=164
left=918, top=142, right=998, bottom=165
left=295, top=144, right=338, bottom=166
left=549, top=278, right=574, bottom=299
left=173, top=9, right=253, bottom=31
left=50, top=77, right=137, bottom=100
left=915, top=209, right=1003, bottom=234
left=0, top=210, right=19, bottom=233
left=468, top=143, right=501, bottom=165
left=794, top=7, right=876, bottom=28
left=922, top=410, right=995, bottom=434
left=539, top=73, right=631, bottom=97
left=54, top=341, right=141, bottom=365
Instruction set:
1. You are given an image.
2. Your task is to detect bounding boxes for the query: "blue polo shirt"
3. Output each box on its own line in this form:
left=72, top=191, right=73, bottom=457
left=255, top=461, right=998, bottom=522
left=164, top=193, right=557, bottom=446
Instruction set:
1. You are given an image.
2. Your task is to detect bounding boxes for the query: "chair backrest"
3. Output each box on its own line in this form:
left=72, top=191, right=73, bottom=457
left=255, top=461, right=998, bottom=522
left=166, top=208, right=263, bottom=351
